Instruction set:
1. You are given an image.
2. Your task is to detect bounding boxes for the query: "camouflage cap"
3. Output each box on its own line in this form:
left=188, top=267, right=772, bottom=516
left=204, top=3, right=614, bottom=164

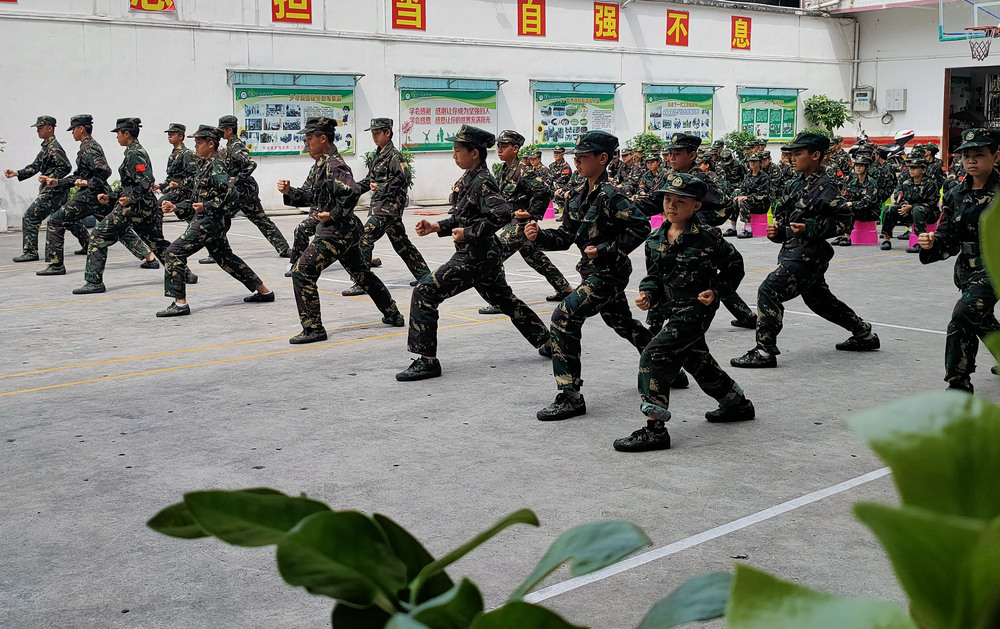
left=553, top=145, right=566, bottom=154
left=497, top=130, right=525, bottom=146
left=924, top=142, right=940, bottom=154
left=653, top=172, right=708, bottom=201
left=833, top=135, right=844, bottom=143
left=644, top=151, right=661, bottom=162
left=524, top=147, right=542, bottom=159
left=956, top=128, right=998, bottom=151
left=905, top=156, right=927, bottom=168
left=304, top=117, right=338, bottom=135
left=164, top=123, right=186, bottom=135
left=446, top=125, right=496, bottom=149
left=784, top=131, right=830, bottom=153
left=218, top=115, right=239, bottom=129
left=748, top=151, right=763, bottom=162
left=759, top=150, right=772, bottom=160
left=852, top=154, right=872, bottom=166
left=111, top=117, right=142, bottom=133
left=663, top=132, right=702, bottom=151
left=31, top=115, right=56, bottom=128
left=67, top=114, right=93, bottom=131
left=364, top=118, right=393, bottom=132
left=712, top=139, right=725, bottom=148
left=568, top=130, right=618, bottom=156
left=719, top=148, right=733, bottom=160
left=909, top=143, right=926, bottom=154
left=187, top=124, right=222, bottom=142
left=695, top=154, right=712, bottom=165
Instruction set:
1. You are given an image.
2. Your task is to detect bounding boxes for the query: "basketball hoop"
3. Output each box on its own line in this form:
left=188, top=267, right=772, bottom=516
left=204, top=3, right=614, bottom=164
left=966, top=25, right=999, bottom=60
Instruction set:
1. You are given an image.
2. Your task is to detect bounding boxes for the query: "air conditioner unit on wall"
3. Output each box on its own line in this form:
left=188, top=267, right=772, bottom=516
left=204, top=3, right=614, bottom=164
left=885, top=89, right=907, bottom=111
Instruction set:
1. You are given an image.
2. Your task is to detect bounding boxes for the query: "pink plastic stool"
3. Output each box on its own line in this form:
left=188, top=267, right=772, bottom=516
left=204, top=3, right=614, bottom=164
left=650, top=214, right=664, bottom=230
left=750, top=214, right=769, bottom=237
left=909, top=223, right=938, bottom=248
left=850, top=221, right=879, bottom=245
left=543, top=202, right=555, bottom=220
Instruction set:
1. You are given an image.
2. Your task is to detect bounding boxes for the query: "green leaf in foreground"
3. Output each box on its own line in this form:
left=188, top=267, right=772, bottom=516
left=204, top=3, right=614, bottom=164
left=146, top=501, right=208, bottom=540
left=374, top=513, right=454, bottom=603
left=469, top=602, right=587, bottom=629
left=408, top=578, right=484, bottom=629
left=636, top=572, right=733, bottom=629
left=182, top=488, right=331, bottom=547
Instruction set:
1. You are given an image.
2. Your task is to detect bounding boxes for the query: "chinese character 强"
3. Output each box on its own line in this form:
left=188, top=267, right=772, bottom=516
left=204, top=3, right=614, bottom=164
left=594, top=2, right=618, bottom=41
left=393, top=0, right=426, bottom=30
left=273, top=0, right=311, bottom=23
left=732, top=16, right=751, bottom=50
left=666, top=10, right=688, bottom=47
left=130, top=0, right=176, bottom=11
left=518, top=0, right=545, bottom=37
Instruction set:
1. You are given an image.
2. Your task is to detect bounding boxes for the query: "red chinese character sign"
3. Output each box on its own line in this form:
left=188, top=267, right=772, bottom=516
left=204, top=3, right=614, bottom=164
left=518, top=0, right=545, bottom=37
left=594, top=2, right=618, bottom=41
left=273, top=0, right=311, bottom=23
left=130, top=0, right=176, bottom=11
left=666, top=10, right=689, bottom=47
left=393, top=0, right=426, bottom=30
left=732, top=16, right=751, bottom=50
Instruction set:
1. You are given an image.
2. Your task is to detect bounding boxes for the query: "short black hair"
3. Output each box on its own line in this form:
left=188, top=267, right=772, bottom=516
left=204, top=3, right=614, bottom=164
left=82, top=125, right=93, bottom=135
left=456, top=141, right=487, bottom=167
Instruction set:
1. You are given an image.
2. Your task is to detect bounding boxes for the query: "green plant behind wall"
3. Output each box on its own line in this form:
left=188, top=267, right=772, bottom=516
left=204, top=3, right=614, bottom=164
left=803, top=95, right=853, bottom=133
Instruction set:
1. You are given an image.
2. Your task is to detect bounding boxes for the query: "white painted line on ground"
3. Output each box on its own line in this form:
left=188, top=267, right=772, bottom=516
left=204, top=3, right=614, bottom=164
left=524, top=467, right=892, bottom=603
left=783, top=309, right=946, bottom=336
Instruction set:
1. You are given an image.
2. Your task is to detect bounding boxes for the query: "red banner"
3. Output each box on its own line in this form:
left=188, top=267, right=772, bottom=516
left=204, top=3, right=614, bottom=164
left=272, top=0, right=311, bottom=23
left=732, top=16, right=751, bottom=50
left=666, top=10, right=689, bottom=47
left=593, top=2, right=618, bottom=41
left=130, top=0, right=175, bottom=11
left=518, top=0, right=545, bottom=37
left=392, top=0, right=426, bottom=30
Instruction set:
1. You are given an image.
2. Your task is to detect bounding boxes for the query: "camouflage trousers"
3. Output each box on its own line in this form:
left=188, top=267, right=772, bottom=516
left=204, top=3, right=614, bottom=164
left=407, top=253, right=549, bottom=356
left=648, top=290, right=754, bottom=332
left=551, top=273, right=653, bottom=391
left=497, top=223, right=571, bottom=294
left=290, top=214, right=321, bottom=266
left=359, top=213, right=430, bottom=280
left=292, top=232, right=400, bottom=333
left=84, top=204, right=171, bottom=285
left=22, top=192, right=88, bottom=256
left=233, top=196, right=289, bottom=254
left=164, top=214, right=258, bottom=300
left=879, top=206, right=917, bottom=238
left=45, top=196, right=146, bottom=266
left=639, top=304, right=745, bottom=420
left=945, top=281, right=1000, bottom=389
left=755, top=260, right=868, bottom=354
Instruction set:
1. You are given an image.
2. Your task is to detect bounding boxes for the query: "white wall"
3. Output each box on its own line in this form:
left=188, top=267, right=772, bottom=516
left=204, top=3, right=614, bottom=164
left=0, top=0, right=856, bottom=223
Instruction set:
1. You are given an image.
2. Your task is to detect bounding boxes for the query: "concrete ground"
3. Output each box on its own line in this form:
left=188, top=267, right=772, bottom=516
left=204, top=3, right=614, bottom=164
left=1, top=210, right=995, bottom=629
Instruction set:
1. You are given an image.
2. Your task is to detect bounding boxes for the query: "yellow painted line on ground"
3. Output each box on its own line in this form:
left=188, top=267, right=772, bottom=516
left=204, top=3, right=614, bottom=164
left=0, top=289, right=174, bottom=312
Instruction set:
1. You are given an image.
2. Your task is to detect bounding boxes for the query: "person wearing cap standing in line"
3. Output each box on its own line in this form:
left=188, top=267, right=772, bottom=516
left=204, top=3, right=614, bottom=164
left=155, top=123, right=199, bottom=219
left=288, top=118, right=405, bottom=345
left=548, top=146, right=573, bottom=216
left=917, top=128, right=1000, bottom=393
left=342, top=118, right=430, bottom=297
left=733, top=151, right=772, bottom=239
left=880, top=155, right=939, bottom=252
left=72, top=118, right=180, bottom=294
left=524, top=130, right=656, bottom=421
left=199, top=115, right=290, bottom=264
left=731, top=131, right=881, bottom=369
left=5, top=116, right=88, bottom=263
left=277, top=118, right=327, bottom=280
left=396, top=125, right=551, bottom=381
left=157, top=125, right=274, bottom=317
left=614, top=173, right=755, bottom=452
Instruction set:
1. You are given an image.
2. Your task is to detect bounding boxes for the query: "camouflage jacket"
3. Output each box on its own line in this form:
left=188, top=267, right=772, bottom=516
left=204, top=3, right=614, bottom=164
left=830, top=150, right=851, bottom=175
left=717, top=159, right=746, bottom=190
left=926, top=157, right=947, bottom=190
left=358, top=142, right=409, bottom=218
left=314, top=151, right=363, bottom=238
left=497, top=161, right=550, bottom=221
left=534, top=171, right=650, bottom=281
left=635, top=165, right=731, bottom=226
left=18, top=136, right=71, bottom=197
left=224, top=137, right=260, bottom=198
left=159, top=144, right=198, bottom=191
left=870, top=162, right=899, bottom=204
left=771, top=162, right=794, bottom=196
left=284, top=156, right=326, bottom=214
left=112, top=140, right=156, bottom=211
left=841, top=173, right=881, bottom=222
left=736, top=169, right=773, bottom=214
left=640, top=222, right=745, bottom=313
left=769, top=169, right=851, bottom=264
left=891, top=176, right=939, bottom=210
left=919, top=170, right=998, bottom=288
left=438, top=163, right=510, bottom=262
left=185, top=154, right=232, bottom=219
left=57, top=137, right=111, bottom=202
left=547, top=159, right=573, bottom=189
left=612, top=160, right=633, bottom=188
left=635, top=167, right=663, bottom=199
left=554, top=171, right=586, bottom=204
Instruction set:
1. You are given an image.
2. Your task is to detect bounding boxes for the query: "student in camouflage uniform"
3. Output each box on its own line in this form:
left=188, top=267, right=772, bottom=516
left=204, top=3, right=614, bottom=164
left=5, top=116, right=87, bottom=262
left=548, top=146, right=573, bottom=214
left=881, top=156, right=939, bottom=252
left=920, top=143, right=947, bottom=191
left=200, top=115, right=290, bottom=264
left=286, top=118, right=405, bottom=344
left=943, top=152, right=965, bottom=196
left=872, top=145, right=900, bottom=208
left=157, top=125, right=273, bottom=318
left=834, top=153, right=881, bottom=247
left=614, top=173, right=755, bottom=453
left=342, top=118, right=430, bottom=296
left=478, top=130, right=572, bottom=314
left=613, top=149, right=634, bottom=189
left=278, top=155, right=324, bottom=278
left=734, top=151, right=772, bottom=239
left=731, top=132, right=880, bottom=368
left=633, top=152, right=664, bottom=203
left=524, top=131, right=655, bottom=421
left=396, top=125, right=550, bottom=381
left=73, top=118, right=180, bottom=294
left=917, top=128, right=1000, bottom=393
left=156, top=122, right=198, bottom=215
left=608, top=149, right=622, bottom=180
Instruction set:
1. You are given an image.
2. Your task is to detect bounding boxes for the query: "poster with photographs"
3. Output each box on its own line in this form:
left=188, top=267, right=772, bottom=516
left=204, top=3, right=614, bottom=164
left=644, top=93, right=713, bottom=142
left=738, top=94, right=796, bottom=142
left=532, top=91, right=614, bottom=148
left=233, top=86, right=356, bottom=156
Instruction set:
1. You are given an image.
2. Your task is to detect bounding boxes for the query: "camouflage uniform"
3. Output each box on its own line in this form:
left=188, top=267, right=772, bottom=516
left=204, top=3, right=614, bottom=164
left=548, top=155, right=573, bottom=208
left=284, top=159, right=325, bottom=269
left=736, top=162, right=773, bottom=224
left=882, top=166, right=939, bottom=239
left=222, top=133, right=290, bottom=254
left=43, top=135, right=111, bottom=267
left=408, top=162, right=549, bottom=356
left=15, top=134, right=89, bottom=257
left=158, top=140, right=199, bottom=214
left=842, top=171, right=881, bottom=222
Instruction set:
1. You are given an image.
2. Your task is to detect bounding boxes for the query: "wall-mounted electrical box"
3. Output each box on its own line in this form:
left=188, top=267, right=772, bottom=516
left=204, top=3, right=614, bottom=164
left=852, top=88, right=873, bottom=112
left=885, top=89, right=907, bottom=111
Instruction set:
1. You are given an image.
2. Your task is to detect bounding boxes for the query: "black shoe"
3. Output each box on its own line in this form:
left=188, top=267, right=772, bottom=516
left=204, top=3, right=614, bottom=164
left=671, top=370, right=689, bottom=389
left=156, top=302, right=191, bottom=318
left=140, top=259, right=160, bottom=269
left=289, top=329, right=328, bottom=345
left=36, top=265, right=66, bottom=276
left=342, top=283, right=366, bottom=297
left=706, top=398, right=756, bottom=423
left=185, top=271, right=198, bottom=285
left=723, top=228, right=738, bottom=237
left=906, top=245, right=919, bottom=253
left=736, top=230, right=753, bottom=239
left=538, top=343, right=552, bottom=358
left=947, top=382, right=974, bottom=394
left=13, top=253, right=39, bottom=263
left=410, top=279, right=420, bottom=287
left=244, top=291, right=275, bottom=303
left=74, top=248, right=87, bottom=256
left=839, top=238, right=852, bottom=247
left=546, top=290, right=572, bottom=302
left=396, top=357, right=442, bottom=381
left=536, top=392, right=587, bottom=421
left=880, top=240, right=892, bottom=251
left=278, top=249, right=291, bottom=258
left=479, top=304, right=503, bottom=315
left=370, top=257, right=382, bottom=268
left=198, top=256, right=216, bottom=264
left=730, top=316, right=757, bottom=329
left=72, top=282, right=106, bottom=295
left=382, top=311, right=405, bottom=327
left=285, top=270, right=293, bottom=278
left=731, top=349, right=777, bottom=368
left=896, top=230, right=910, bottom=241
left=831, top=236, right=845, bottom=245
left=993, top=366, right=998, bottom=375
left=613, top=424, right=671, bottom=452
left=835, top=332, right=880, bottom=352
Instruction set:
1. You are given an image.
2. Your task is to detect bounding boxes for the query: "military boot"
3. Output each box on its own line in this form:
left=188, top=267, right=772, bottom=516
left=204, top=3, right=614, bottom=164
left=13, top=253, right=39, bottom=263
left=140, top=259, right=160, bottom=269
left=72, top=282, right=106, bottom=294
left=613, top=420, right=671, bottom=452
left=36, top=265, right=66, bottom=276
left=396, top=357, right=442, bottom=381
left=706, top=398, right=756, bottom=423
left=835, top=331, right=880, bottom=352
left=289, top=328, right=328, bottom=345
left=342, top=284, right=366, bottom=296
left=156, top=302, right=191, bottom=318
left=536, top=392, right=586, bottom=421
left=382, top=311, right=405, bottom=327
left=731, top=348, right=777, bottom=368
